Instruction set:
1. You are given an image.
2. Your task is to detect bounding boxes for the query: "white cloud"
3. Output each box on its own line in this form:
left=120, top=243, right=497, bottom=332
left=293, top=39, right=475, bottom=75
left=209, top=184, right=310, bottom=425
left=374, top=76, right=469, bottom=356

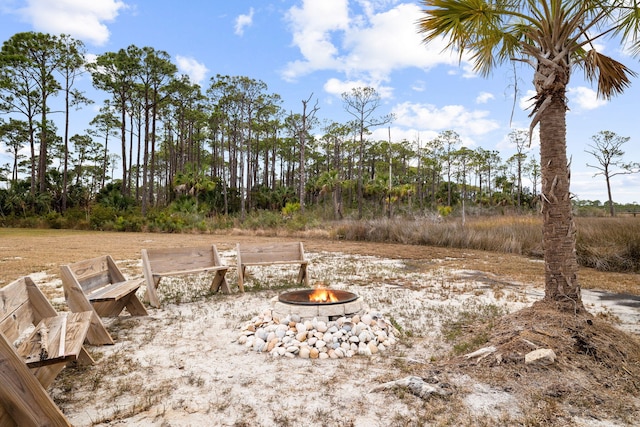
left=568, top=86, right=608, bottom=111
left=476, top=92, right=495, bottom=104
left=391, top=101, right=500, bottom=137
left=234, top=7, right=254, bottom=36
left=16, top=0, right=127, bottom=46
left=323, top=77, right=393, bottom=99
left=282, top=0, right=350, bottom=81
left=175, top=55, right=208, bottom=85
left=519, top=89, right=536, bottom=111
left=282, top=1, right=468, bottom=86
left=520, top=86, right=608, bottom=113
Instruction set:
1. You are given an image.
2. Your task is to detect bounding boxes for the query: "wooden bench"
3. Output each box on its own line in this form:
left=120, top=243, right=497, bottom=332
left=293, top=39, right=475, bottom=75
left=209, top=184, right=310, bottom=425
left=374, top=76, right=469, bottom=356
left=141, top=245, right=231, bottom=307
left=0, top=331, right=72, bottom=426
left=236, top=242, right=309, bottom=292
left=0, top=276, right=95, bottom=389
left=60, top=255, right=148, bottom=345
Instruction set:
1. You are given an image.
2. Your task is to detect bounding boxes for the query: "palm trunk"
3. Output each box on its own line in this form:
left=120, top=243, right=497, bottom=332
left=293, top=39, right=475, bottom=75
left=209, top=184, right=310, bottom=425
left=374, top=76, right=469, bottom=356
left=539, top=93, right=583, bottom=312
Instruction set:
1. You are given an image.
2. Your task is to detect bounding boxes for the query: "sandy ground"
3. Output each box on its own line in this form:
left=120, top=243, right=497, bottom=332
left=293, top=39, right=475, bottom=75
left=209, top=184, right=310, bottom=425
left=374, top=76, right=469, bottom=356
left=1, top=229, right=639, bottom=426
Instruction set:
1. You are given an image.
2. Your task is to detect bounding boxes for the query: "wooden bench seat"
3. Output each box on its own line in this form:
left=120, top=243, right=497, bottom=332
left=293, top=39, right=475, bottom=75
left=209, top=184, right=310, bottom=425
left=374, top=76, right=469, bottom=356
left=236, top=242, right=309, bottom=292
left=60, top=255, right=148, bottom=345
left=141, top=245, right=230, bottom=307
left=0, top=276, right=95, bottom=389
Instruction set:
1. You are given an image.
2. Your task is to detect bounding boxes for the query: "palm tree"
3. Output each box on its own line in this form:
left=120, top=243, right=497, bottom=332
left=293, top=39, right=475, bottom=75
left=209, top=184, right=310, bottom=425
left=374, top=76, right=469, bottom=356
left=418, top=1, right=640, bottom=312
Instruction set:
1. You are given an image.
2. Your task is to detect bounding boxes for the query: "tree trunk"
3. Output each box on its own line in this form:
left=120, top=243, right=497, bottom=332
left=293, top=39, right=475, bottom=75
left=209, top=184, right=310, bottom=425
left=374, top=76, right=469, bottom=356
left=539, top=94, right=583, bottom=312
left=605, top=171, right=615, bottom=217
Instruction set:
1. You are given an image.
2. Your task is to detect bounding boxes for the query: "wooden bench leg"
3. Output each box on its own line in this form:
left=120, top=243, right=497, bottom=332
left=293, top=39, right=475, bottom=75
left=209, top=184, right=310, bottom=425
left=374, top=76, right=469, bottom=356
left=77, top=347, right=96, bottom=366
left=298, top=265, right=308, bottom=286
left=124, top=294, right=148, bottom=316
left=237, top=266, right=246, bottom=292
left=32, top=365, right=65, bottom=389
left=210, top=271, right=230, bottom=294
left=0, top=337, right=71, bottom=426
left=143, top=277, right=162, bottom=308
left=86, top=312, right=114, bottom=346
left=92, top=300, right=126, bottom=318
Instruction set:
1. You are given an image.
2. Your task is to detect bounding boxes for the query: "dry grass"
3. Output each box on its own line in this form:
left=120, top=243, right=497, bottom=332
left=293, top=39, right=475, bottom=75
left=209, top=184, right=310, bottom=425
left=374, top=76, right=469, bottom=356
left=444, top=301, right=640, bottom=426
left=332, top=215, right=640, bottom=273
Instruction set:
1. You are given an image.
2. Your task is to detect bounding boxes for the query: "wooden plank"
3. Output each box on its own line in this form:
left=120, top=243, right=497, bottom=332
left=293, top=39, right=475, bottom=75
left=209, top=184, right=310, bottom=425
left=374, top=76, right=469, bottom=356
left=145, top=246, right=217, bottom=274
left=238, top=242, right=304, bottom=264
left=241, top=260, right=308, bottom=267
left=0, top=333, right=71, bottom=427
left=18, top=312, right=93, bottom=368
left=87, top=280, right=142, bottom=302
left=155, top=266, right=228, bottom=277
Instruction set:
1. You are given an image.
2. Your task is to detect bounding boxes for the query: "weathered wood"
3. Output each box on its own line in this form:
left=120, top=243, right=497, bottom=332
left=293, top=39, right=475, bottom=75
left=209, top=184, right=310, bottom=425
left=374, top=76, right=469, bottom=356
left=61, top=255, right=148, bottom=344
left=0, top=276, right=95, bottom=389
left=0, top=332, right=72, bottom=427
left=142, top=245, right=230, bottom=307
left=236, top=242, right=309, bottom=291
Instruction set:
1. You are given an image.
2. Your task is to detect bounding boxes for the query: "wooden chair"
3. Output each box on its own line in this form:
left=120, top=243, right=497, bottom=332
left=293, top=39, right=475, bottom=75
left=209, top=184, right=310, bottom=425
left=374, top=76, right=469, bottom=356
left=236, top=242, right=309, bottom=292
left=60, top=255, right=148, bottom=345
left=0, top=332, right=72, bottom=426
left=141, top=245, right=231, bottom=307
left=0, top=276, right=95, bottom=389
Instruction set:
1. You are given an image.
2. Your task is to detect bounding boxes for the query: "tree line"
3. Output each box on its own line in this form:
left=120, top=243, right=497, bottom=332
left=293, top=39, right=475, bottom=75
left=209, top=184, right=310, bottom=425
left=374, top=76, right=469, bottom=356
left=0, top=31, right=630, bottom=225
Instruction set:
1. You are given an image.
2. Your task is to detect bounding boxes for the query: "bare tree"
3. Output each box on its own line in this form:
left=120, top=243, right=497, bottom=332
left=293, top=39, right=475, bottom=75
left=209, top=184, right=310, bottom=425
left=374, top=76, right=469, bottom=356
left=508, top=129, right=529, bottom=209
left=294, top=94, right=319, bottom=213
left=342, top=87, right=393, bottom=219
left=586, top=131, right=639, bottom=217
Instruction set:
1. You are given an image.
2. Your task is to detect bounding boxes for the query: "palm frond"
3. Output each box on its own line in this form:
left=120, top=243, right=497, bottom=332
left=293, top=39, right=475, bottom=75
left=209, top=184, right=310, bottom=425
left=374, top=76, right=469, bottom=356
left=418, top=0, right=523, bottom=76
left=584, top=50, right=637, bottom=99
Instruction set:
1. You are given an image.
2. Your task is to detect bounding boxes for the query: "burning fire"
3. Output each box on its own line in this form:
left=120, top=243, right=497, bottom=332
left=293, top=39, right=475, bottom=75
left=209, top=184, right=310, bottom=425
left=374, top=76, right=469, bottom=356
left=308, top=285, right=339, bottom=303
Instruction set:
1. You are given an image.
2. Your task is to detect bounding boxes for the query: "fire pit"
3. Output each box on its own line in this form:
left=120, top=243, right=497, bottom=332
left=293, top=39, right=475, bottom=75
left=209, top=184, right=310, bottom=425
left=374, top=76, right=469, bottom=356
left=278, top=289, right=359, bottom=305
left=271, top=287, right=365, bottom=321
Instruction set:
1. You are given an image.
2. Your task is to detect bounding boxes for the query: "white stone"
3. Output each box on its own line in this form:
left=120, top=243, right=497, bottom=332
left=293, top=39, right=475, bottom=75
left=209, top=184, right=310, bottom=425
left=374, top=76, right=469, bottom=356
left=316, top=340, right=327, bottom=349
left=316, top=321, right=328, bottom=332
left=253, top=338, right=266, bottom=352
left=525, top=348, right=556, bottom=365
left=299, top=347, right=310, bottom=359
left=295, top=323, right=307, bottom=333
left=304, top=320, right=313, bottom=331
left=319, top=352, right=329, bottom=360
left=361, top=314, right=372, bottom=325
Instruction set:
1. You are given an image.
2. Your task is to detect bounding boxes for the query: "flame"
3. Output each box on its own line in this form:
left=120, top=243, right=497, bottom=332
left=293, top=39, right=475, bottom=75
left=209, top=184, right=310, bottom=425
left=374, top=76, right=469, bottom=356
left=308, top=286, right=339, bottom=303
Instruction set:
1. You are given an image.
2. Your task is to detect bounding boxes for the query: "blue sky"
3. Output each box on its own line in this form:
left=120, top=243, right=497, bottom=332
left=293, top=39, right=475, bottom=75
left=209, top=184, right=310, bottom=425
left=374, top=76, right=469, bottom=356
left=0, top=0, right=639, bottom=204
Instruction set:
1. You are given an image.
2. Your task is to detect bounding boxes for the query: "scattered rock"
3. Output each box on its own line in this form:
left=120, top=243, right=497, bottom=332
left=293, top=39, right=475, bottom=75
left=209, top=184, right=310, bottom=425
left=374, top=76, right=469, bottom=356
left=525, top=348, right=556, bottom=365
left=370, top=376, right=453, bottom=399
